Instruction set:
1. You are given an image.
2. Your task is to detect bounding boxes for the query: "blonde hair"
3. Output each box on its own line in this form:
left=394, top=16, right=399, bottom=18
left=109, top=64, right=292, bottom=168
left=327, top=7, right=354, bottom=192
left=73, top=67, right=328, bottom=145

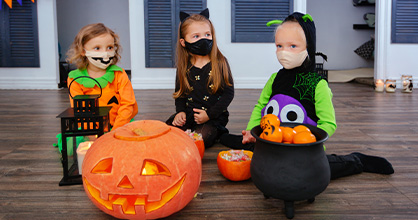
left=173, top=14, right=232, bottom=99
left=66, top=23, right=121, bottom=70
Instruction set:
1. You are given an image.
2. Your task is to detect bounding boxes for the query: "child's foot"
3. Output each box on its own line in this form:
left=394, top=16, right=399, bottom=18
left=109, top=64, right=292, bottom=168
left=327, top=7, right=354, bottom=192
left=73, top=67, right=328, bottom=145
left=219, top=133, right=254, bottom=151
left=352, top=152, right=394, bottom=175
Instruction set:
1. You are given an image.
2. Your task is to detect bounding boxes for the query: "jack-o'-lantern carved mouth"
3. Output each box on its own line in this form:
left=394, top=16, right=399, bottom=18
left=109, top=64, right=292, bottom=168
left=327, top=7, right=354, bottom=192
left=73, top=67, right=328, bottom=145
left=83, top=175, right=186, bottom=215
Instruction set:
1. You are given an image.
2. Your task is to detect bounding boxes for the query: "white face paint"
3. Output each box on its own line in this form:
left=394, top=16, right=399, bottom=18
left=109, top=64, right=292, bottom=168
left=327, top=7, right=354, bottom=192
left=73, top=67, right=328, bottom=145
left=85, top=50, right=115, bottom=69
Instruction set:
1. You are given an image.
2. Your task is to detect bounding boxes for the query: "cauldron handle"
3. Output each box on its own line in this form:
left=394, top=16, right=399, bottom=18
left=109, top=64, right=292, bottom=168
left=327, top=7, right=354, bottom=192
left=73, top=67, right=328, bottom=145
left=284, top=201, right=294, bottom=219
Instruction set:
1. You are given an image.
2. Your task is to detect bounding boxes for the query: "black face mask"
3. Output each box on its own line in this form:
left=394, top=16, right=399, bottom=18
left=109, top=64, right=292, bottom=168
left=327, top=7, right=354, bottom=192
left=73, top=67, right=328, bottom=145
left=184, top=38, right=213, bottom=56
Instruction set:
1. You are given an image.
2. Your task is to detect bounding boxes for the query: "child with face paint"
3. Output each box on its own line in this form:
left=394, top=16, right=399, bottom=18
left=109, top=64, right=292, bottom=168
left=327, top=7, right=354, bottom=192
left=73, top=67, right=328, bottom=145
left=220, top=12, right=394, bottom=179
left=166, top=8, right=234, bottom=148
left=66, top=23, right=138, bottom=130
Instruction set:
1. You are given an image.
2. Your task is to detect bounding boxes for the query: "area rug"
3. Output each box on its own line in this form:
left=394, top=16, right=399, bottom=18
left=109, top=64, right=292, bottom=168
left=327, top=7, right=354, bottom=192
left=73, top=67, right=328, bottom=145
left=328, top=68, right=373, bottom=83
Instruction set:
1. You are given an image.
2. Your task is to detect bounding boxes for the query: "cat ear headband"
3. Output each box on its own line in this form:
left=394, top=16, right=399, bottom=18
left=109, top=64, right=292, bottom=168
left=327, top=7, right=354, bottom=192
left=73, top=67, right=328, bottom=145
left=266, top=14, right=313, bottom=26
left=179, top=8, right=210, bottom=38
left=180, top=8, right=210, bottom=23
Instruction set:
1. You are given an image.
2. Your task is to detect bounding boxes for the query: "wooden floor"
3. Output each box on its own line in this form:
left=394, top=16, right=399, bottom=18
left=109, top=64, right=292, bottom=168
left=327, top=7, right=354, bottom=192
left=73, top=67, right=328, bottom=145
left=1, top=82, right=418, bottom=220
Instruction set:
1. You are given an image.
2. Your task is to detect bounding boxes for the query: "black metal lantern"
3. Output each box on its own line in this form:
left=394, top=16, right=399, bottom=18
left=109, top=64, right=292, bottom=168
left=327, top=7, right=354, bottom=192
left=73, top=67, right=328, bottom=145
left=56, top=76, right=111, bottom=186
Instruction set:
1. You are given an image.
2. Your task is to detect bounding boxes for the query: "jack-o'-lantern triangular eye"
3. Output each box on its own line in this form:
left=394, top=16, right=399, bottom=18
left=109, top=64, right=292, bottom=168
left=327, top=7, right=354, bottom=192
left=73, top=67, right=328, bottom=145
left=141, top=159, right=171, bottom=176
left=91, top=158, right=113, bottom=174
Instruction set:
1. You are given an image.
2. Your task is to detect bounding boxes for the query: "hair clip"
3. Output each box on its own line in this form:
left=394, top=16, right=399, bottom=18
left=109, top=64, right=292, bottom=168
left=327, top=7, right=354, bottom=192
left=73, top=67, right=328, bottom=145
left=302, top=14, right=313, bottom=22
left=180, top=8, right=210, bottom=23
left=266, top=20, right=283, bottom=27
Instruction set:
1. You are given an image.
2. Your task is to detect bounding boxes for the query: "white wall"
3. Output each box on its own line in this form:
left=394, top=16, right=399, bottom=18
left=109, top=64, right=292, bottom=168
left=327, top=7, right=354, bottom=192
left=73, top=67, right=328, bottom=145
left=307, top=0, right=374, bottom=70
left=129, top=0, right=306, bottom=89
left=56, top=0, right=131, bottom=70
left=129, top=0, right=176, bottom=89
left=6, top=0, right=414, bottom=90
left=375, top=0, right=418, bottom=86
left=0, top=0, right=59, bottom=89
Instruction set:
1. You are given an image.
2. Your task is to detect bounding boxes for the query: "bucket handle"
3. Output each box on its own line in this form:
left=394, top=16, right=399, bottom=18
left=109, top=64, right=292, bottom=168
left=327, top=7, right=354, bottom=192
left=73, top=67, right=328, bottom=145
left=68, top=76, right=103, bottom=99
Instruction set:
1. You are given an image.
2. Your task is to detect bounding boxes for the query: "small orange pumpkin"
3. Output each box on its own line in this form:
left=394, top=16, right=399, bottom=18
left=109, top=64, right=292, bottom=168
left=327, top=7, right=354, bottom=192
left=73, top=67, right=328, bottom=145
left=217, top=150, right=253, bottom=181
left=260, top=114, right=280, bottom=130
left=293, top=125, right=311, bottom=134
left=280, top=126, right=296, bottom=143
left=260, top=124, right=283, bottom=143
left=293, top=131, right=317, bottom=144
left=82, top=120, right=202, bottom=220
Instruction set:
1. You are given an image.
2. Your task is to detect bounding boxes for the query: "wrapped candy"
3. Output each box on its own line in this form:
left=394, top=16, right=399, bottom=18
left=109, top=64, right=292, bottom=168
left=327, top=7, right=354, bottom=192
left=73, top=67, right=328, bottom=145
left=185, top=129, right=204, bottom=159
left=220, top=150, right=252, bottom=162
left=217, top=149, right=253, bottom=181
left=185, top=129, right=203, bottom=141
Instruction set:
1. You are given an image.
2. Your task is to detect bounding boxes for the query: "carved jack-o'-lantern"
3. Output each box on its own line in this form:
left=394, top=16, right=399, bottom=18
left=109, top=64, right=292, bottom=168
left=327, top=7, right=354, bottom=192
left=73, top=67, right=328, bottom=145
left=82, top=120, right=202, bottom=220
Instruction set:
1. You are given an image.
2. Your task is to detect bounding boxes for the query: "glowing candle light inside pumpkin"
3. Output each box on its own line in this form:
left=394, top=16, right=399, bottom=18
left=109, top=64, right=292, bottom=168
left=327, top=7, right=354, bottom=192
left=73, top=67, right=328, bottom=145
left=77, top=141, right=94, bottom=174
left=375, top=79, right=384, bottom=92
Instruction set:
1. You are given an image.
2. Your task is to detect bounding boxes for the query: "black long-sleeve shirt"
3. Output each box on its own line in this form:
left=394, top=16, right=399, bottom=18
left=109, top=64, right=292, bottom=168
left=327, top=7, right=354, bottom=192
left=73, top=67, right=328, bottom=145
left=175, top=62, right=234, bottom=125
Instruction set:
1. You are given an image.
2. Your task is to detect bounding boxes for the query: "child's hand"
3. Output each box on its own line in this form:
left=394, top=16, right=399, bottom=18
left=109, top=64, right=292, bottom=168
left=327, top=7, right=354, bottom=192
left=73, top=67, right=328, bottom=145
left=193, top=108, right=209, bottom=124
left=173, top=112, right=186, bottom=127
left=242, top=130, right=256, bottom=144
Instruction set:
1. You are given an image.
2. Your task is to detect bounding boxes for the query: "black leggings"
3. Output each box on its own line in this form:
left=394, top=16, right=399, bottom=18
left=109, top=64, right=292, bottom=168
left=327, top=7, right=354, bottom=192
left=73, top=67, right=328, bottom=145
left=327, top=154, right=363, bottom=179
left=166, top=114, right=223, bottom=148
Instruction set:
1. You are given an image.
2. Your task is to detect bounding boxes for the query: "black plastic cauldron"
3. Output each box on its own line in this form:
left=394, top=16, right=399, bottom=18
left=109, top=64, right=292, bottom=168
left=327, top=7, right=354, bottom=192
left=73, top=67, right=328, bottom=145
left=251, top=123, right=330, bottom=219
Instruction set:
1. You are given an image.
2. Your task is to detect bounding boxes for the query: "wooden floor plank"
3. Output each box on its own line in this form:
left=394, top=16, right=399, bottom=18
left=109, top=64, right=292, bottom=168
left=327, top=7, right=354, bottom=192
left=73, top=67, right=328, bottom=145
left=0, top=82, right=418, bottom=219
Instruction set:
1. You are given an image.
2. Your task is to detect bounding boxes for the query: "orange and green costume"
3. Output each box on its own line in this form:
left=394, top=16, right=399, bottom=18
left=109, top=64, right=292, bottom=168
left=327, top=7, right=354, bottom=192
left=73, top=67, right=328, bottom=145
left=67, top=65, right=138, bottom=130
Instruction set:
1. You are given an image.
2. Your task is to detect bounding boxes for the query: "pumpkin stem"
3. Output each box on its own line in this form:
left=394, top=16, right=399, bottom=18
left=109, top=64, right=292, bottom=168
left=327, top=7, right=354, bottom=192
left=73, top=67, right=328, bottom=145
left=132, top=128, right=147, bottom=136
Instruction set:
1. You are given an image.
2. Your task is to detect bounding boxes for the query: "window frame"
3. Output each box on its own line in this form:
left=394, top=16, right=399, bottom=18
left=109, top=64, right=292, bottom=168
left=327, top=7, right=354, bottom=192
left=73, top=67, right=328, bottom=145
left=391, top=0, right=418, bottom=44
left=0, top=0, right=40, bottom=67
left=144, top=0, right=207, bottom=68
left=231, top=0, right=294, bottom=43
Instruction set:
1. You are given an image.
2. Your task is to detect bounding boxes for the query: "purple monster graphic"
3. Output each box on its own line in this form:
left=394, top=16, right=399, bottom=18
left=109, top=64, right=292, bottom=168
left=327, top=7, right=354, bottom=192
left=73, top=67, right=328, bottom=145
left=261, top=94, right=317, bottom=126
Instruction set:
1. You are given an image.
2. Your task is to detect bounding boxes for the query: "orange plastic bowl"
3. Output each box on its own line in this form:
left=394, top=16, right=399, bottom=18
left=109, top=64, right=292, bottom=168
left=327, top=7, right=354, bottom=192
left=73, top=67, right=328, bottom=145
left=194, top=139, right=205, bottom=159
left=217, top=150, right=253, bottom=181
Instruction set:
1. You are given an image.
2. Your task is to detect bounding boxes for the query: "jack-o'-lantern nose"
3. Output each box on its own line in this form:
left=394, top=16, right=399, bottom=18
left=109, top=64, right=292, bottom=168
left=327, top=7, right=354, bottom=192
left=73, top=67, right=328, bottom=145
left=117, top=175, right=134, bottom=189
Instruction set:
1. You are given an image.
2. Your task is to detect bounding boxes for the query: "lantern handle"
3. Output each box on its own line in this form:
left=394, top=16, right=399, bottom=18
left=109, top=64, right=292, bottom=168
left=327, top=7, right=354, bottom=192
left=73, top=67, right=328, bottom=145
left=68, top=76, right=103, bottom=99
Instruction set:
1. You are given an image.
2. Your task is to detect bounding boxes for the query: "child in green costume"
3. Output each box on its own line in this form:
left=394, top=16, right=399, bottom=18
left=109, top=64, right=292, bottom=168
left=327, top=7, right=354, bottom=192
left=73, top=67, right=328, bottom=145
left=220, top=12, right=394, bottom=179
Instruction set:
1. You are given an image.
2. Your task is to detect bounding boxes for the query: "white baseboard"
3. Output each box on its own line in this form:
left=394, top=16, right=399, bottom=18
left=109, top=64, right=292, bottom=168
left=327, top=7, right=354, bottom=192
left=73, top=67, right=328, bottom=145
left=131, top=77, right=174, bottom=89
left=130, top=76, right=268, bottom=90
left=233, top=77, right=268, bottom=89
left=0, top=76, right=269, bottom=90
left=0, top=77, right=58, bottom=90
